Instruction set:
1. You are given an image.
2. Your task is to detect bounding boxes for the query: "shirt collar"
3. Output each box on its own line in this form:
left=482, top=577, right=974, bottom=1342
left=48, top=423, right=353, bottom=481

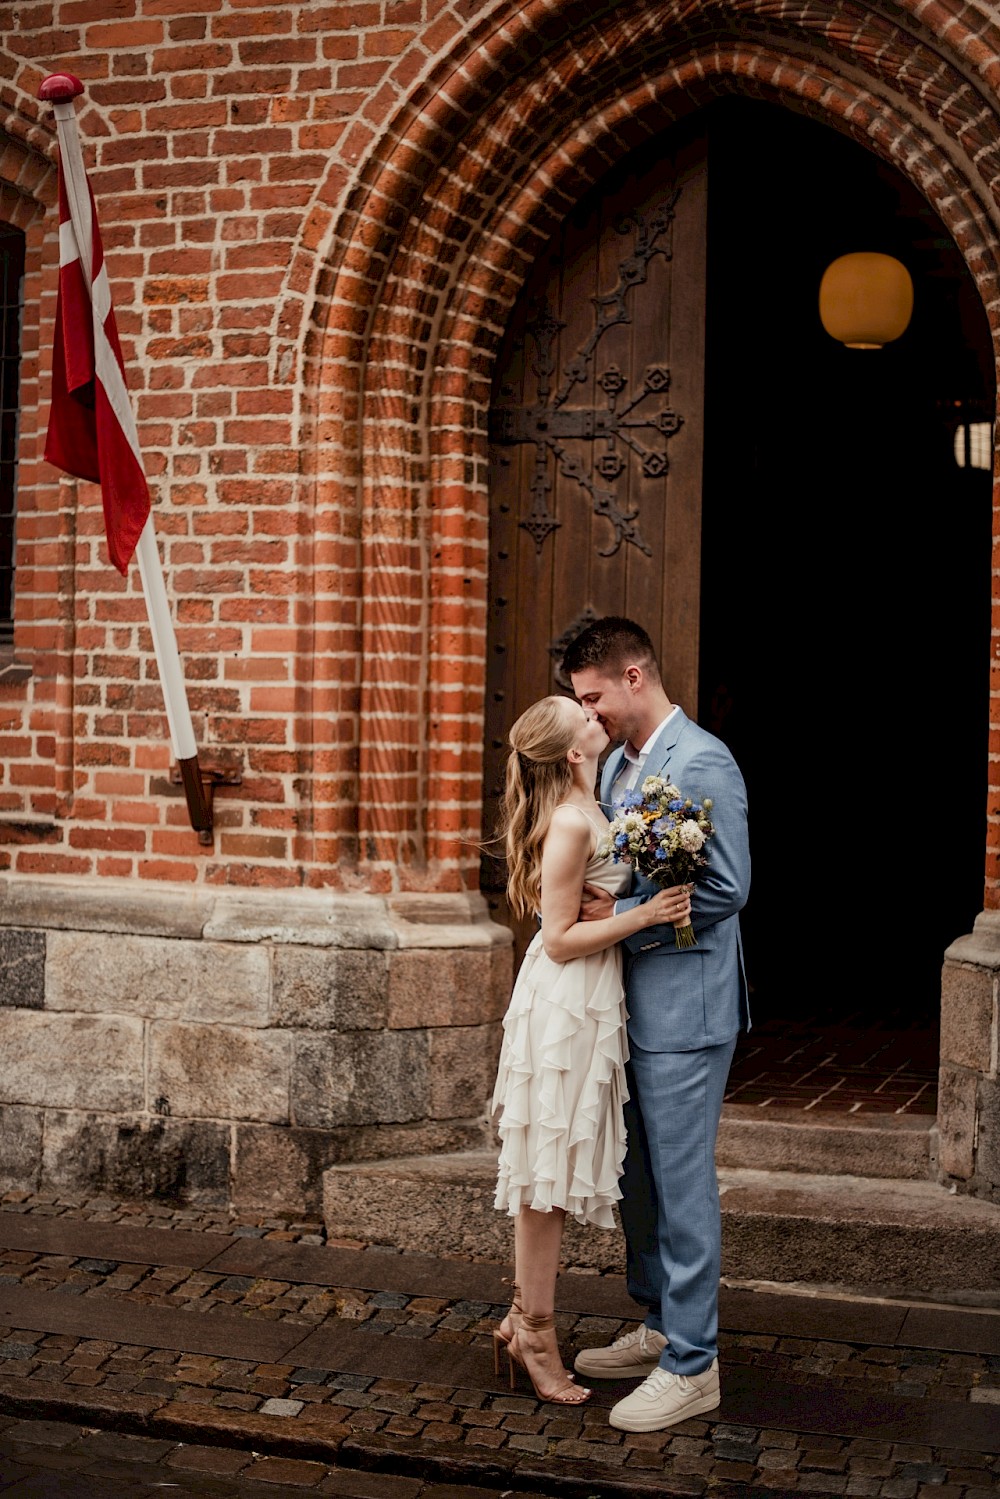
left=622, top=706, right=679, bottom=764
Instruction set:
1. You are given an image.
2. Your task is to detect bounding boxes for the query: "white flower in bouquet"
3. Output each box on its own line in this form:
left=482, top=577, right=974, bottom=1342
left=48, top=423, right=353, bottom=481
left=678, top=820, right=706, bottom=852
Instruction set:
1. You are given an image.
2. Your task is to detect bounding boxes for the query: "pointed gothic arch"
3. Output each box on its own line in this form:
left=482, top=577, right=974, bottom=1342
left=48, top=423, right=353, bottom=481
left=302, top=0, right=1000, bottom=888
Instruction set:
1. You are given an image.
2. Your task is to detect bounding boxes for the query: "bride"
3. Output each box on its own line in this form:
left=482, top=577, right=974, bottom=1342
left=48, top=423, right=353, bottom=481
left=490, top=694, right=690, bottom=1404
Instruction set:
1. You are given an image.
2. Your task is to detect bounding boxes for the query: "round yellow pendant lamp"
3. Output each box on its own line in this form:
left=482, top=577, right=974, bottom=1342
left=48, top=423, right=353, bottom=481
left=819, top=252, right=914, bottom=348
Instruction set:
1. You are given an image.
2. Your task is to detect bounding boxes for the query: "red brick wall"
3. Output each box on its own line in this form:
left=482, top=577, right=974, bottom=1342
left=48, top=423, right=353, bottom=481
left=2, top=0, right=999, bottom=898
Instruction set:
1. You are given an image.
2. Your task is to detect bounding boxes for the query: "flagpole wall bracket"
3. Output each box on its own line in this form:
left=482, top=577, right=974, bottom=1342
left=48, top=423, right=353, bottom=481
left=170, top=758, right=242, bottom=846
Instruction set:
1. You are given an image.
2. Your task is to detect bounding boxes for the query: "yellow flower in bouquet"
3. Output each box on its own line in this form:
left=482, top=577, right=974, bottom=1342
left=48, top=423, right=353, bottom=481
left=599, top=775, right=715, bottom=948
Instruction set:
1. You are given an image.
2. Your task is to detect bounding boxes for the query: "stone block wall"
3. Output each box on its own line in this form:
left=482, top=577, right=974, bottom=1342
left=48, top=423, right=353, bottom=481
left=0, top=877, right=511, bottom=1213
left=940, top=914, right=1000, bottom=1201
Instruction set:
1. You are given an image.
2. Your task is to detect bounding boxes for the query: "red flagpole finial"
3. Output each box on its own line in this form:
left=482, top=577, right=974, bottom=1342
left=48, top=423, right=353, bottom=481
left=39, top=73, right=85, bottom=104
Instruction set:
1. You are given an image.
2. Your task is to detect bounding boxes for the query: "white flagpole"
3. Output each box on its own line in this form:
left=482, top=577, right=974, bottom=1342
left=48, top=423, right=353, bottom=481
left=40, top=73, right=216, bottom=841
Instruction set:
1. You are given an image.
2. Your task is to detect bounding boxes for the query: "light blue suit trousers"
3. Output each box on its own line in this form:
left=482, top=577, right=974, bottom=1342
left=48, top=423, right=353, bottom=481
left=621, top=1037, right=737, bottom=1369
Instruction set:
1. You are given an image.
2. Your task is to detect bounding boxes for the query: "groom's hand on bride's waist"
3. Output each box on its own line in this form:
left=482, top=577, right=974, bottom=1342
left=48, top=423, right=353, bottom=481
left=579, top=883, right=614, bottom=922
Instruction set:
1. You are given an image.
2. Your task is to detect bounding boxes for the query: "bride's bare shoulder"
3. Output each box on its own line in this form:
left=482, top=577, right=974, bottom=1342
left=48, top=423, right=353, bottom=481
left=550, top=802, right=594, bottom=828
left=545, top=804, right=598, bottom=858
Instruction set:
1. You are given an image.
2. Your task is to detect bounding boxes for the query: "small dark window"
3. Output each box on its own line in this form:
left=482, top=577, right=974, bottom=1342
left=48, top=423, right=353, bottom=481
left=0, top=224, right=25, bottom=648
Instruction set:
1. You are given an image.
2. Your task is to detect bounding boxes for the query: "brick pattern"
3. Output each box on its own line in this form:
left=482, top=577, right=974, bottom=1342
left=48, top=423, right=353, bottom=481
left=0, top=1, right=998, bottom=897
left=726, top=1002, right=939, bottom=1114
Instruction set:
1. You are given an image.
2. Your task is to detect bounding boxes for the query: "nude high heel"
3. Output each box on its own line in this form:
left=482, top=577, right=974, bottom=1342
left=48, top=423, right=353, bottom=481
left=492, top=1278, right=522, bottom=1376
left=506, top=1312, right=591, bottom=1404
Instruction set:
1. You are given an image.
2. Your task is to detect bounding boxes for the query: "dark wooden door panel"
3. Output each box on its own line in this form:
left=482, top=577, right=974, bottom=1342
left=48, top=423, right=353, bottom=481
left=484, top=129, right=708, bottom=958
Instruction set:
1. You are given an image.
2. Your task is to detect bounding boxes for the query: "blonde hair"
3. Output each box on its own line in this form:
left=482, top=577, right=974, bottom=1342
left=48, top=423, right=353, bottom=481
left=500, top=695, right=578, bottom=919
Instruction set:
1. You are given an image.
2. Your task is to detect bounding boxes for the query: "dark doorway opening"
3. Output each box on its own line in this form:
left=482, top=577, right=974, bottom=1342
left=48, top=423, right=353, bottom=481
left=699, top=100, right=994, bottom=1112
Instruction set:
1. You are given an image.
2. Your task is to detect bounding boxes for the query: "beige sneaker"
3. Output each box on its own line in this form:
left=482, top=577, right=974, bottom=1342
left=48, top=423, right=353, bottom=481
left=573, top=1324, right=668, bottom=1380
left=608, top=1359, right=720, bottom=1432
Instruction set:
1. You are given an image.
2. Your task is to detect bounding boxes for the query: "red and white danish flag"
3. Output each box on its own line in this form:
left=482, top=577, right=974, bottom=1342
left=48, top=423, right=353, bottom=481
left=38, top=72, right=211, bottom=834
left=43, top=152, right=150, bottom=575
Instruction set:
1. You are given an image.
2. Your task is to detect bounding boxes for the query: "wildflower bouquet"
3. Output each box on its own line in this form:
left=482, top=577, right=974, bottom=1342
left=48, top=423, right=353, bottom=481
left=599, top=775, right=715, bottom=948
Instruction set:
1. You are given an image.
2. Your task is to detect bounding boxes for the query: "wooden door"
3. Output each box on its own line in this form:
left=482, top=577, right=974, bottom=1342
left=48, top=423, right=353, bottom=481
left=483, top=129, right=708, bottom=956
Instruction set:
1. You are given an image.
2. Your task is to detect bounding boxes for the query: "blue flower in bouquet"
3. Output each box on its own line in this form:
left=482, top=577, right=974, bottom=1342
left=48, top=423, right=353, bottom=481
left=598, top=775, right=716, bottom=950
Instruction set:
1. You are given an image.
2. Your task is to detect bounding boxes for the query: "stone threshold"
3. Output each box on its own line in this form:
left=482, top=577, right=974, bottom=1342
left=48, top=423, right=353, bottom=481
left=717, top=1103, right=934, bottom=1179
left=322, top=1152, right=1000, bottom=1295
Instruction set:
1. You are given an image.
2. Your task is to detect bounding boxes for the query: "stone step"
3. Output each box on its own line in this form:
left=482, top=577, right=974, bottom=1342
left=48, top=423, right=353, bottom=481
left=716, top=1104, right=935, bottom=1180
left=322, top=1150, right=1000, bottom=1302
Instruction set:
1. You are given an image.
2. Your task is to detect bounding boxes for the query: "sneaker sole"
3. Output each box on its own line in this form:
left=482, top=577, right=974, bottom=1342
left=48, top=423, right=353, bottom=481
left=572, top=1355, right=661, bottom=1380
left=608, top=1387, right=720, bottom=1432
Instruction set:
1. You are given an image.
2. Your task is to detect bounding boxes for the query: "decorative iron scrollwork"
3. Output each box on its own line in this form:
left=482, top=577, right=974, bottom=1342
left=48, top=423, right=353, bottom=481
left=491, top=190, right=685, bottom=557
left=549, top=607, right=599, bottom=690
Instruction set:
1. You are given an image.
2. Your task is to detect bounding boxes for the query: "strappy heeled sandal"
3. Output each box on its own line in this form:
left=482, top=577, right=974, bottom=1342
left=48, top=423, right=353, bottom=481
left=492, top=1277, right=522, bottom=1376
left=506, top=1311, right=591, bottom=1404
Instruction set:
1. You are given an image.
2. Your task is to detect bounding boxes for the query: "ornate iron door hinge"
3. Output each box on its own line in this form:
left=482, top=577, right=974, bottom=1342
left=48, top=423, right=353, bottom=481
left=490, top=190, right=685, bottom=556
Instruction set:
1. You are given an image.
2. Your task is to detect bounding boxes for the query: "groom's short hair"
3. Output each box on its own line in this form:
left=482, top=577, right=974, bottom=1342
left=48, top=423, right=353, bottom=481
left=562, top=615, right=661, bottom=683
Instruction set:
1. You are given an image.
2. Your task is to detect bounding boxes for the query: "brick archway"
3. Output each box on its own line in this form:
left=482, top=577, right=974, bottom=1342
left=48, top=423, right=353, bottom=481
left=307, top=0, right=1000, bottom=890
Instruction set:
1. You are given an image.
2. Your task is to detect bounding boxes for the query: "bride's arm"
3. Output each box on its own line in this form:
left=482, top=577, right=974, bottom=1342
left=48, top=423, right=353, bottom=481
left=539, top=810, right=681, bottom=962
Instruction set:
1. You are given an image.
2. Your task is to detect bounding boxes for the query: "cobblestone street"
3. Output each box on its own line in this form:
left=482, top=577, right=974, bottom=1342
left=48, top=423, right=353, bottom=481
left=0, top=1192, right=998, bottom=1497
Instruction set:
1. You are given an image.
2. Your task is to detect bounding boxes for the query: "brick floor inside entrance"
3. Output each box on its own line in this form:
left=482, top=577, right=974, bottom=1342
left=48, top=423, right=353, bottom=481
left=724, top=1001, right=939, bottom=1116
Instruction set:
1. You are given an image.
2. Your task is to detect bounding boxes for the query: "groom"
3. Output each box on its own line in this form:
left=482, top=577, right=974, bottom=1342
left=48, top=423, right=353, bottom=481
left=563, top=616, right=751, bottom=1433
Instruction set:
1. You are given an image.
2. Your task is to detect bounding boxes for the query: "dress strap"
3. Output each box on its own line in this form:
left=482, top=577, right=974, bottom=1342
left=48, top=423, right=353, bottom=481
left=554, top=803, right=608, bottom=844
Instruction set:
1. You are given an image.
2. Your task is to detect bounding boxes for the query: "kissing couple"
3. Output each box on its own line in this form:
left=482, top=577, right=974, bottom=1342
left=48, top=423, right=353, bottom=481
left=490, top=615, right=751, bottom=1431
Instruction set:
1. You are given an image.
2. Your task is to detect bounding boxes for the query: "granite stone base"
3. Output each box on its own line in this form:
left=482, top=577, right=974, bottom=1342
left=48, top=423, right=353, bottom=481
left=942, top=914, right=1000, bottom=1200
left=0, top=876, right=512, bottom=1211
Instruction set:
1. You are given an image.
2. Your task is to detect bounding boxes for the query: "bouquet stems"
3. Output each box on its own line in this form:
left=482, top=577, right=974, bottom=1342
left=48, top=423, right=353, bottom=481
left=673, top=921, right=697, bottom=949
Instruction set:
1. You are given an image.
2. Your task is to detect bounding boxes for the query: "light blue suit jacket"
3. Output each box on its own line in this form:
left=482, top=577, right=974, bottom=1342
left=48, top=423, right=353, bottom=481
left=602, top=708, right=751, bottom=1052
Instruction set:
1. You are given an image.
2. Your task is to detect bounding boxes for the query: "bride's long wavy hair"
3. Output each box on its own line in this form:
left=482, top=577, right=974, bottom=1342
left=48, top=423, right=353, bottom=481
left=500, top=695, right=578, bottom=920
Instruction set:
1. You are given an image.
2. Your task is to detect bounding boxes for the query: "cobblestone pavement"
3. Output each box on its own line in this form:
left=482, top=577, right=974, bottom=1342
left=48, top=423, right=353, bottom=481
left=0, top=1414, right=551, bottom=1498
left=1, top=1191, right=998, bottom=1498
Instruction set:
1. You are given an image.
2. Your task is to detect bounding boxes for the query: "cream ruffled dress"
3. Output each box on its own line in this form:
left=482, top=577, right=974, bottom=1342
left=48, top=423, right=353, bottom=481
left=492, top=805, right=632, bottom=1229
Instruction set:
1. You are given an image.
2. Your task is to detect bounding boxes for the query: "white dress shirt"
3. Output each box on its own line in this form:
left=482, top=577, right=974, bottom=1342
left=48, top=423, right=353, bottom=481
left=612, top=706, right=680, bottom=797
